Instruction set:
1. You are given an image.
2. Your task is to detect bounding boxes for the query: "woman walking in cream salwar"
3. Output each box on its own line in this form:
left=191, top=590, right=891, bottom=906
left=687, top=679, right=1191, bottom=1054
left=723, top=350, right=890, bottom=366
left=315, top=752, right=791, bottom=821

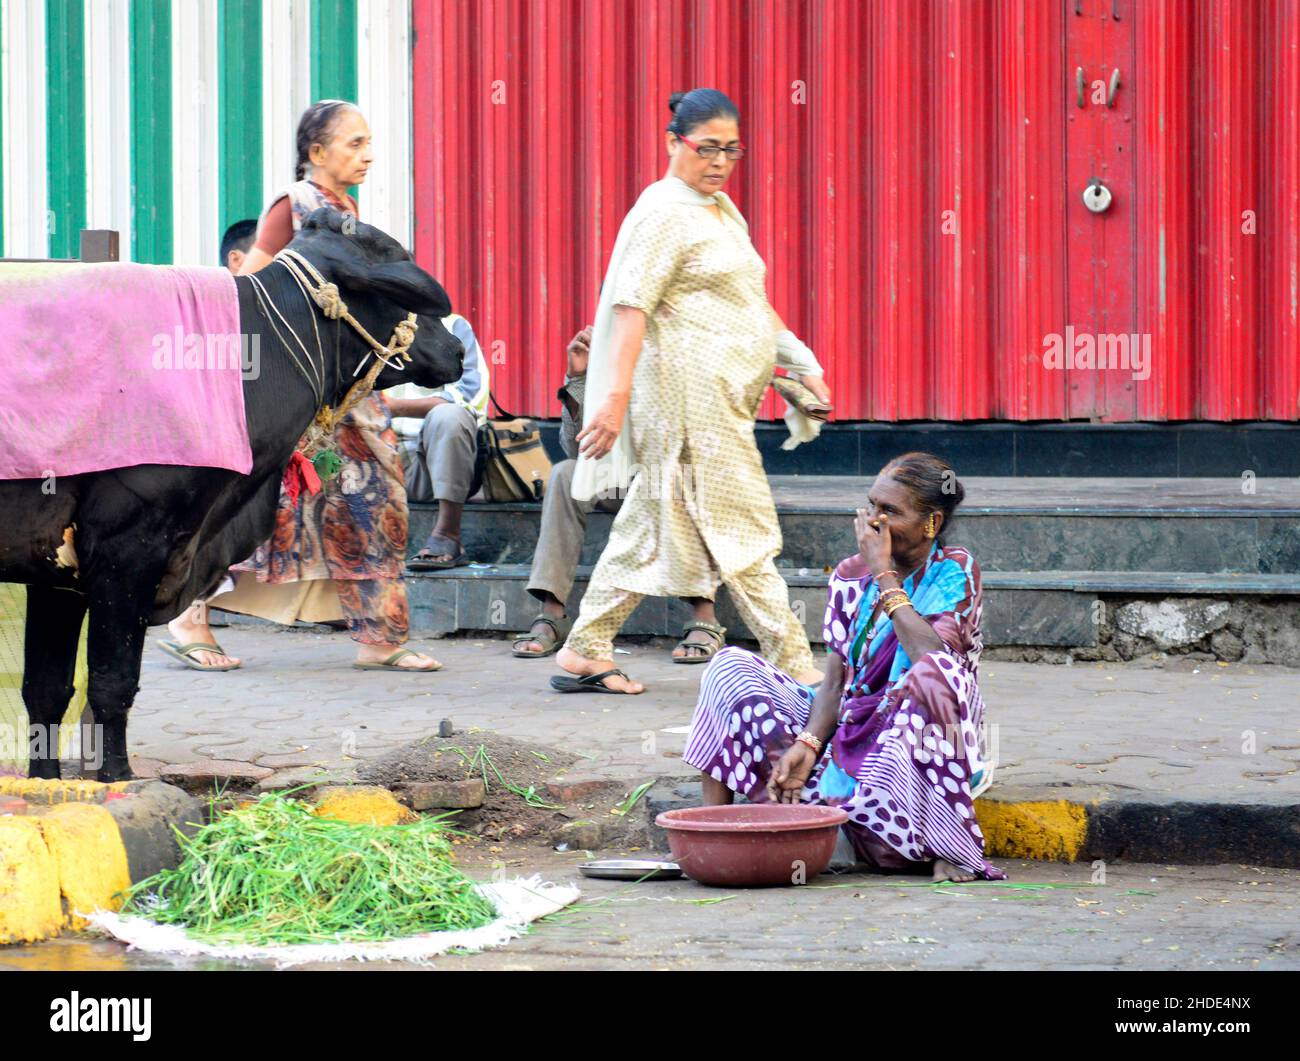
left=553, top=89, right=832, bottom=695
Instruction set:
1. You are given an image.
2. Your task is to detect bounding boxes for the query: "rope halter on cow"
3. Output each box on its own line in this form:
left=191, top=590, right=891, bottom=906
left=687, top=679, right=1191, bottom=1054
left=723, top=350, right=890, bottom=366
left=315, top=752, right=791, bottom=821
left=260, top=248, right=420, bottom=458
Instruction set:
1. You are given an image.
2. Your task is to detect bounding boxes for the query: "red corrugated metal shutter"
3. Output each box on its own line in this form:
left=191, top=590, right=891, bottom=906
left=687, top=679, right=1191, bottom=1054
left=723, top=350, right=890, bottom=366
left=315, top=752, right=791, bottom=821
left=412, top=0, right=1300, bottom=423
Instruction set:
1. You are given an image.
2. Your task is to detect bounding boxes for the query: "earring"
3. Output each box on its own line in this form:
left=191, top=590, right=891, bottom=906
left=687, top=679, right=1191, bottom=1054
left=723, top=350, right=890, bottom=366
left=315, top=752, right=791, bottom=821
left=925, top=515, right=937, bottom=538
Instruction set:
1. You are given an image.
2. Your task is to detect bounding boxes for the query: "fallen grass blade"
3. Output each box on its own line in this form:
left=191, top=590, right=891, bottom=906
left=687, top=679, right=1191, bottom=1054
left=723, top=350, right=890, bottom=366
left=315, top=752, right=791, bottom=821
left=451, top=744, right=563, bottom=809
left=611, top=781, right=654, bottom=817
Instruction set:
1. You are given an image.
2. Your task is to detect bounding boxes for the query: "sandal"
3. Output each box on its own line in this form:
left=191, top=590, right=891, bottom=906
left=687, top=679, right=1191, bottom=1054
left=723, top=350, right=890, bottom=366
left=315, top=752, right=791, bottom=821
left=549, top=668, right=636, bottom=695
left=353, top=648, right=443, bottom=672
left=672, top=621, right=727, bottom=665
left=512, top=613, right=573, bottom=658
left=407, top=533, right=468, bottom=570
left=156, top=639, right=242, bottom=672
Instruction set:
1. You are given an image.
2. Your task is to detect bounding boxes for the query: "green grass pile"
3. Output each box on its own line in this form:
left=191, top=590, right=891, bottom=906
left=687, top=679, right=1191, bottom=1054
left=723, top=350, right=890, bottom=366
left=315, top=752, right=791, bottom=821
left=120, top=792, right=497, bottom=945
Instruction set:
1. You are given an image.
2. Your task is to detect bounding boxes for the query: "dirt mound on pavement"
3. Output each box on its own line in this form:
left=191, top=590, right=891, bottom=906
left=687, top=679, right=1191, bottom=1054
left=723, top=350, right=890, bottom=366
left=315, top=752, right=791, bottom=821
left=356, top=731, right=579, bottom=841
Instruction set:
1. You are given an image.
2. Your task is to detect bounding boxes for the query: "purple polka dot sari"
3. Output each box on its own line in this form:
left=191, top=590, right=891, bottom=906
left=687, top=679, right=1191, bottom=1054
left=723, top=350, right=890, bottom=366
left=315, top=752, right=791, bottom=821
left=684, top=542, right=1004, bottom=879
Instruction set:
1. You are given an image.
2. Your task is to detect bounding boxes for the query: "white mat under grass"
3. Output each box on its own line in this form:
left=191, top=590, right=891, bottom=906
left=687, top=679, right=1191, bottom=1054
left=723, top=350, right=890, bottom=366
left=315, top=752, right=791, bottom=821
left=87, top=876, right=580, bottom=968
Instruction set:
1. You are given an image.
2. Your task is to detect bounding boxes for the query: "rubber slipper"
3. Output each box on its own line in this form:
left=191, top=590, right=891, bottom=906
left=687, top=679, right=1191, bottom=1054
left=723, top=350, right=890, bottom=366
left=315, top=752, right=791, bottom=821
left=549, top=668, right=636, bottom=694
left=407, top=549, right=468, bottom=571
left=353, top=648, right=443, bottom=672
left=156, top=639, right=242, bottom=672
left=512, top=613, right=573, bottom=658
left=407, top=534, right=468, bottom=571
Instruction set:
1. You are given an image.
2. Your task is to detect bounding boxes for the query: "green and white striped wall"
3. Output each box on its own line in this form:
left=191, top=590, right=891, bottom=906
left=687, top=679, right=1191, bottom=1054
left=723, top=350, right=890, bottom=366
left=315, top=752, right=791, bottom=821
left=0, top=0, right=411, bottom=264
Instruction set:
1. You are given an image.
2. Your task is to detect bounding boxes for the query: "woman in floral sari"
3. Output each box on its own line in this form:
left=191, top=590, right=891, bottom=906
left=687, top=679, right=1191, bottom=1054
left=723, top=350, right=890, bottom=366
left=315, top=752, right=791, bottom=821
left=683, top=452, right=1003, bottom=882
left=162, top=100, right=440, bottom=672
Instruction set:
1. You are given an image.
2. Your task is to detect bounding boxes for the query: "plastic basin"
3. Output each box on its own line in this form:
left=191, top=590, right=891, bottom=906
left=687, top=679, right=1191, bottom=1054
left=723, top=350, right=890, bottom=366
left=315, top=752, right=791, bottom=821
left=656, top=804, right=849, bottom=887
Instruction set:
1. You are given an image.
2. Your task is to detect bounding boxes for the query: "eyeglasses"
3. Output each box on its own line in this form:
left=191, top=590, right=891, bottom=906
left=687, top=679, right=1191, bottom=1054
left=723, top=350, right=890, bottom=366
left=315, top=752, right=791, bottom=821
left=676, top=135, right=746, bottom=161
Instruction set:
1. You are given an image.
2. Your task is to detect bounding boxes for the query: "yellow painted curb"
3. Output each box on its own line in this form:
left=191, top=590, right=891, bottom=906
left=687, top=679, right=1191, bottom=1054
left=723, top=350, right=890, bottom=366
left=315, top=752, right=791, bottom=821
left=0, top=777, right=131, bottom=804
left=0, top=780, right=134, bottom=943
left=0, top=818, right=64, bottom=944
left=35, top=803, right=132, bottom=931
left=313, top=786, right=417, bottom=826
left=974, top=798, right=1089, bottom=862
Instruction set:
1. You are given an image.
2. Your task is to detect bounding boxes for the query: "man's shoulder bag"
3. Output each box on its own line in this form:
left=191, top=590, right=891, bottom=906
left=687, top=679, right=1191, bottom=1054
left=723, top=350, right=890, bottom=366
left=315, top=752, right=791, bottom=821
left=478, top=396, right=553, bottom=502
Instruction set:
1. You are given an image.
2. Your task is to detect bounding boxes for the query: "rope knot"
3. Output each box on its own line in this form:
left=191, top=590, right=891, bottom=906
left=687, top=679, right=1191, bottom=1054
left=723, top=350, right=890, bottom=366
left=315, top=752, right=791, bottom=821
left=391, top=315, right=418, bottom=360
left=313, top=282, right=344, bottom=319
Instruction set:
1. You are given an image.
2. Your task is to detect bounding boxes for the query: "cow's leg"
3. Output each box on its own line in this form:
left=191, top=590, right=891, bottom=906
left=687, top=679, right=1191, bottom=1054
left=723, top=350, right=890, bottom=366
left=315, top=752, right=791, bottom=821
left=22, top=586, right=88, bottom=780
left=84, top=559, right=169, bottom=783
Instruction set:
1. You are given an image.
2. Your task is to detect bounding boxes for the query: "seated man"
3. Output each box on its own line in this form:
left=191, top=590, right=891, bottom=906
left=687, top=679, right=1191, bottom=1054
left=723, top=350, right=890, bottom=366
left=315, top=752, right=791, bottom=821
left=390, top=313, right=489, bottom=568
left=512, top=326, right=724, bottom=663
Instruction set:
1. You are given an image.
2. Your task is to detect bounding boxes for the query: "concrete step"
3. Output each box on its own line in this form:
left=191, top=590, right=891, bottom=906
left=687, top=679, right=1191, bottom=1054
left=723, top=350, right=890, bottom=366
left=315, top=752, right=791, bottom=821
left=409, top=475, right=1300, bottom=575
left=535, top=419, right=1300, bottom=479
left=405, top=563, right=1300, bottom=650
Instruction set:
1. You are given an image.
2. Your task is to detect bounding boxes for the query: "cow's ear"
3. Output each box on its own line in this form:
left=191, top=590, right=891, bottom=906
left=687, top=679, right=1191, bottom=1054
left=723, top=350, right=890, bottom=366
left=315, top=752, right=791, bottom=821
left=333, top=259, right=452, bottom=318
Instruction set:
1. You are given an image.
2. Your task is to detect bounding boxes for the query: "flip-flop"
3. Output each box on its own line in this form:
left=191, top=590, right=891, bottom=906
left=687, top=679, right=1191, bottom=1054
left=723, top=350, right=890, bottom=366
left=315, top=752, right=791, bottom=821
left=549, top=668, right=636, bottom=694
left=512, top=613, right=573, bottom=658
left=156, top=639, right=242, bottom=672
left=672, top=620, right=727, bottom=665
left=353, top=648, right=443, bottom=672
left=407, top=533, right=468, bottom=570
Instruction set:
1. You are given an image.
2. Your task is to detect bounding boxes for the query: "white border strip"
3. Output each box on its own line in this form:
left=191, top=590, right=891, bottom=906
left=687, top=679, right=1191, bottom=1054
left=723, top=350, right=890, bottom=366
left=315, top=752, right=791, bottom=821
left=261, top=0, right=312, bottom=207
left=170, top=0, right=219, bottom=265
left=357, top=0, right=411, bottom=247
left=1, top=0, right=50, bottom=257
left=84, top=0, right=132, bottom=258
left=88, top=877, right=580, bottom=969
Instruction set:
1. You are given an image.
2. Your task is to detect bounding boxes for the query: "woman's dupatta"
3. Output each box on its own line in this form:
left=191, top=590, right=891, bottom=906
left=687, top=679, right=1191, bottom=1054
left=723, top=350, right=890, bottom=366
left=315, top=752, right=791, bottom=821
left=830, top=542, right=974, bottom=778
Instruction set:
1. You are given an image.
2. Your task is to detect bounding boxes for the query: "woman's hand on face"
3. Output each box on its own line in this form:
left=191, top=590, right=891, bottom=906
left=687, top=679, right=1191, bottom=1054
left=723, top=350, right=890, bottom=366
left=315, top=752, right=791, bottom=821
left=799, top=374, right=832, bottom=407
left=576, top=395, right=627, bottom=459
left=566, top=326, right=593, bottom=377
left=855, top=508, right=893, bottom=575
left=767, top=742, right=818, bottom=804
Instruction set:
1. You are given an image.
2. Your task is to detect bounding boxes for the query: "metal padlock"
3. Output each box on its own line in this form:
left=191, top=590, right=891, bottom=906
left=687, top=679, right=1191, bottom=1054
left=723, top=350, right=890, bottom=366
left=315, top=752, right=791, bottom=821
left=1083, top=179, right=1113, bottom=213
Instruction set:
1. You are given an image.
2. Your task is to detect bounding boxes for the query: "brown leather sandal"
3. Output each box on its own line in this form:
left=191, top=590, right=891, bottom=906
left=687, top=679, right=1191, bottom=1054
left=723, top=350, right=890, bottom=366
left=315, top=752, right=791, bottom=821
left=512, top=613, right=573, bottom=658
left=672, top=621, right=727, bottom=664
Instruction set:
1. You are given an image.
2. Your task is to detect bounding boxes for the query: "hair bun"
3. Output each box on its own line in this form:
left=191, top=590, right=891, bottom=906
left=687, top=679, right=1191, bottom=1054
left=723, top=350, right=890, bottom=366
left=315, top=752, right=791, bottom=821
left=667, top=91, right=687, bottom=113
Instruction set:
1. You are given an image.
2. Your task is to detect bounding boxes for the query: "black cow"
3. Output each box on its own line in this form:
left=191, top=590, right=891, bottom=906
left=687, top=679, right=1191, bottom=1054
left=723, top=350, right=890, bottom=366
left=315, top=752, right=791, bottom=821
left=0, top=209, right=464, bottom=781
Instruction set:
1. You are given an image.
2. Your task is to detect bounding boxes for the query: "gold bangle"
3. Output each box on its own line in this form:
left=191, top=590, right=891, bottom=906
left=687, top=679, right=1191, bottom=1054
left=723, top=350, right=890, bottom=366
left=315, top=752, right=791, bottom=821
left=883, top=596, right=913, bottom=617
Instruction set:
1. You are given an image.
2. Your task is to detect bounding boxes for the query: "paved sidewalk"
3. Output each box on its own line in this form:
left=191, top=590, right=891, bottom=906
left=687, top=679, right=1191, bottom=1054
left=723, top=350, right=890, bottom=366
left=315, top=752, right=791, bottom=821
left=3, top=856, right=1295, bottom=970
left=127, top=626, right=1300, bottom=806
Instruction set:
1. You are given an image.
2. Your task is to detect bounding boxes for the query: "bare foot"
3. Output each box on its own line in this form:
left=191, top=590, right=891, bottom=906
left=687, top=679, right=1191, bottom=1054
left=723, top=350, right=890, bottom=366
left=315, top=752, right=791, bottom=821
left=932, top=858, right=977, bottom=883
left=355, top=644, right=442, bottom=670
left=795, top=667, right=824, bottom=686
left=555, top=646, right=644, bottom=694
left=166, top=610, right=240, bottom=669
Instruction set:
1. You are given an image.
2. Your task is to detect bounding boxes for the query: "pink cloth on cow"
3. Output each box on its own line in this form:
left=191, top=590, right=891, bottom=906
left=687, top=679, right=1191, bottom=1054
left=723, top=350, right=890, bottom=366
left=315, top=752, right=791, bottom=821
left=0, top=261, right=252, bottom=478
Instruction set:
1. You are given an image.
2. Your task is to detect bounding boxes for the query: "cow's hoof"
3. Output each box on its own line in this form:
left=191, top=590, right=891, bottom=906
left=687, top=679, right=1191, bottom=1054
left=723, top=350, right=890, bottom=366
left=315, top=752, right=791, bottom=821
left=96, top=758, right=135, bottom=783
left=27, top=759, right=61, bottom=780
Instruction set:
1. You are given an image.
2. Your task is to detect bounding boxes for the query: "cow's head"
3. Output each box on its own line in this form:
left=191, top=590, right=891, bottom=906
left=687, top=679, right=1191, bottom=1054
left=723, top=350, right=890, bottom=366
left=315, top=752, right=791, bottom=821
left=288, top=208, right=465, bottom=394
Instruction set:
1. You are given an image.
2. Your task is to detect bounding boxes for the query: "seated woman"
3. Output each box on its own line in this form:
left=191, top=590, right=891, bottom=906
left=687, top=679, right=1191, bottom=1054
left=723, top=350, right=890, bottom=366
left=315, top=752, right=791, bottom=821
left=683, top=451, right=1003, bottom=882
